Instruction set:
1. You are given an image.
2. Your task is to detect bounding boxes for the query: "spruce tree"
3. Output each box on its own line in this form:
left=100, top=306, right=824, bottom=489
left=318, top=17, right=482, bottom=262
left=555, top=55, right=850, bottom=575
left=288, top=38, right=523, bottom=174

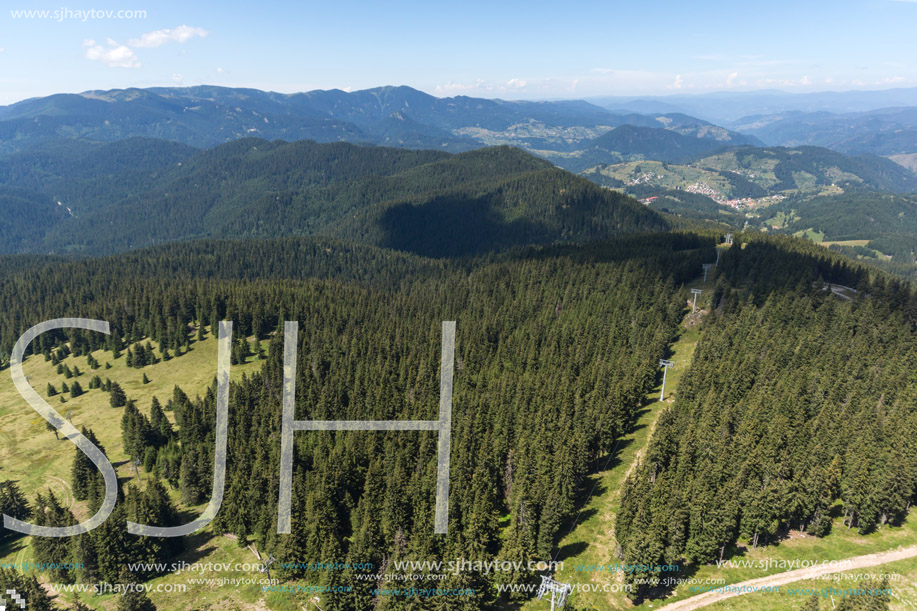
left=30, top=491, right=76, bottom=583
left=72, top=427, right=106, bottom=501
left=110, top=382, right=127, bottom=407
left=116, top=568, right=156, bottom=611
left=0, top=481, right=31, bottom=544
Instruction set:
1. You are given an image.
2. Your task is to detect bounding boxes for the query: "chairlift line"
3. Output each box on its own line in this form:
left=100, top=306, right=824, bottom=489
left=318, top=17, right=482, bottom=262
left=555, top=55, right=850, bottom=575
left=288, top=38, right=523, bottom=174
left=659, top=359, right=674, bottom=401
left=537, top=575, right=573, bottom=609
left=690, top=288, right=702, bottom=314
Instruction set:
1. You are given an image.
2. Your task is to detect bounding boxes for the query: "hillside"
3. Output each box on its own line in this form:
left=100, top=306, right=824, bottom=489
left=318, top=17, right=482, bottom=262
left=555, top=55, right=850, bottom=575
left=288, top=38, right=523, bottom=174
left=584, top=145, right=917, bottom=202
left=0, top=233, right=711, bottom=610
left=731, top=107, right=917, bottom=157
left=3, top=232, right=917, bottom=611
left=616, top=235, right=917, bottom=603
left=695, top=146, right=917, bottom=194
left=0, top=86, right=768, bottom=171
left=0, top=138, right=667, bottom=256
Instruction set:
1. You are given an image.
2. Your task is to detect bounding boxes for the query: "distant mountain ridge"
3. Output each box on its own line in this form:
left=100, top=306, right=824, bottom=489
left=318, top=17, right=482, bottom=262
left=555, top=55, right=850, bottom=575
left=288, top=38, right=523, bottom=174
left=0, top=138, right=666, bottom=257
left=730, top=106, right=917, bottom=157
left=0, top=85, right=761, bottom=170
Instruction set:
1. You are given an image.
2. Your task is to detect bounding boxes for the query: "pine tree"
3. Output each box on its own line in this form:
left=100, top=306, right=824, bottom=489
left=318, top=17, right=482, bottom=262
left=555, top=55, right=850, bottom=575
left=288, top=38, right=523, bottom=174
left=0, top=481, right=31, bottom=544
left=0, top=569, right=56, bottom=611
left=72, top=595, right=93, bottom=611
left=110, top=382, right=127, bottom=408
left=70, top=380, right=84, bottom=398
left=72, top=427, right=106, bottom=501
left=116, top=568, right=156, bottom=611
left=47, top=382, right=57, bottom=396
left=30, top=491, right=76, bottom=583
left=122, top=400, right=152, bottom=459
left=142, top=372, right=151, bottom=384
left=149, top=396, right=172, bottom=444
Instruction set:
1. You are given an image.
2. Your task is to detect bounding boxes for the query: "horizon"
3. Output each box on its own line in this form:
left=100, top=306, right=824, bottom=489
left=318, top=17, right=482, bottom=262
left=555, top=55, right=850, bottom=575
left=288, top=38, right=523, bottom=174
left=3, top=82, right=916, bottom=109
left=2, top=0, right=916, bottom=105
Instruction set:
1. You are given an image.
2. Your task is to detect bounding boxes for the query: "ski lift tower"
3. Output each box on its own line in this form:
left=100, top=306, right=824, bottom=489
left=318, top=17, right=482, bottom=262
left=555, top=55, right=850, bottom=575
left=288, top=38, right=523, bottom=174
left=702, top=263, right=713, bottom=282
left=724, top=233, right=733, bottom=246
left=260, top=554, right=276, bottom=581
left=65, top=408, right=73, bottom=423
left=131, top=458, right=141, bottom=480
left=537, top=575, right=573, bottom=610
left=691, top=288, right=702, bottom=314
left=659, top=359, right=674, bottom=401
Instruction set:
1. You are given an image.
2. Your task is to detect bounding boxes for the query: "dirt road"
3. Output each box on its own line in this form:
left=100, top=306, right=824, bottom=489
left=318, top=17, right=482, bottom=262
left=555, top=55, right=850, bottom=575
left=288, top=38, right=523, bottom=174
left=661, top=545, right=917, bottom=610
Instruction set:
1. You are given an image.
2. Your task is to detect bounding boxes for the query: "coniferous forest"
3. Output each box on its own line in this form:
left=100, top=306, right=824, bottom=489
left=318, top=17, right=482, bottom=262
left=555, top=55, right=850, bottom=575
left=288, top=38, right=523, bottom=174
left=616, top=236, right=917, bottom=599
left=1, top=232, right=712, bottom=609
left=1, top=143, right=916, bottom=611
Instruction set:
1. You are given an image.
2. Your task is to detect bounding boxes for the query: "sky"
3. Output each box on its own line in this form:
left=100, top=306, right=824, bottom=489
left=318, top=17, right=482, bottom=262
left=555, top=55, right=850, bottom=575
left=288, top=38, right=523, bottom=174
left=0, top=0, right=915, bottom=104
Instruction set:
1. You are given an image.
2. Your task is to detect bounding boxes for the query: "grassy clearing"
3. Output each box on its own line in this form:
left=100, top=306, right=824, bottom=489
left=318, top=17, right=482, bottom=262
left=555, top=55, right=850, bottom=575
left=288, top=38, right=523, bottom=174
left=793, top=229, right=825, bottom=243
left=764, top=211, right=799, bottom=229
left=0, top=327, right=278, bottom=610
left=820, top=240, right=870, bottom=247
left=0, top=327, right=266, bottom=497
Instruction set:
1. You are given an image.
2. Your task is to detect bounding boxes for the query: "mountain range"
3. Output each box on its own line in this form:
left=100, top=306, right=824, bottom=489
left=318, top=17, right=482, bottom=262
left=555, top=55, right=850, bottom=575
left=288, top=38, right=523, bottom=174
left=0, top=85, right=759, bottom=171
left=729, top=106, right=917, bottom=158
left=2, top=84, right=917, bottom=269
left=0, top=137, right=664, bottom=256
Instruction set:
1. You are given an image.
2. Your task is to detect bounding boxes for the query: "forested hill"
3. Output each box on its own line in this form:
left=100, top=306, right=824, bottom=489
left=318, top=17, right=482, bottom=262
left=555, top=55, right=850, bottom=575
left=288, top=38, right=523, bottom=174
left=0, top=138, right=667, bottom=257
left=0, top=234, right=711, bottom=610
left=616, top=234, right=917, bottom=599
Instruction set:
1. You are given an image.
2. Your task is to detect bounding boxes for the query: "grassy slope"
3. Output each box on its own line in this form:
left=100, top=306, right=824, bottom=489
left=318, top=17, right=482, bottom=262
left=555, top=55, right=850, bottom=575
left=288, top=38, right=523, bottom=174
left=0, top=327, right=300, bottom=611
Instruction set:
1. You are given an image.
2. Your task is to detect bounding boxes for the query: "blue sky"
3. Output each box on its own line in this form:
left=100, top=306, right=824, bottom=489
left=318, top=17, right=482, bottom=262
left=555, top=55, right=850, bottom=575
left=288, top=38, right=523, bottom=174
left=0, top=0, right=915, bottom=104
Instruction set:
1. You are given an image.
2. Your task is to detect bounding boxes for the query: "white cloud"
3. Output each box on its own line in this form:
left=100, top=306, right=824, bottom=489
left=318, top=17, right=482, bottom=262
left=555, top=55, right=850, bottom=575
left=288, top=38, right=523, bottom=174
left=84, top=38, right=140, bottom=68
left=506, top=78, right=527, bottom=89
left=127, top=25, right=208, bottom=48
left=668, top=74, right=684, bottom=90
left=433, top=79, right=489, bottom=95
left=726, top=71, right=739, bottom=87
